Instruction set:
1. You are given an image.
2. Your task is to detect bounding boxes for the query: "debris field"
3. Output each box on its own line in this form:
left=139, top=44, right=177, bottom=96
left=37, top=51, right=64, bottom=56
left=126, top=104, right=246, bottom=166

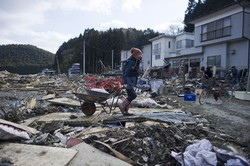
left=0, top=70, right=249, bottom=166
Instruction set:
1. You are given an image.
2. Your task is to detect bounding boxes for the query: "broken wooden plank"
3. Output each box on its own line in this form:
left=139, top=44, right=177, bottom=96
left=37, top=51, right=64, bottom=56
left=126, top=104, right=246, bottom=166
left=0, top=143, right=78, bottom=166
left=48, top=97, right=80, bottom=107
left=75, top=126, right=113, bottom=138
left=42, top=94, right=56, bottom=100
left=68, top=142, right=131, bottom=166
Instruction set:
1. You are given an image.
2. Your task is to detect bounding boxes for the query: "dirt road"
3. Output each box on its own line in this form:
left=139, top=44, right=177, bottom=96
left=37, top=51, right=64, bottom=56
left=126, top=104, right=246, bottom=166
left=182, top=97, right=250, bottom=157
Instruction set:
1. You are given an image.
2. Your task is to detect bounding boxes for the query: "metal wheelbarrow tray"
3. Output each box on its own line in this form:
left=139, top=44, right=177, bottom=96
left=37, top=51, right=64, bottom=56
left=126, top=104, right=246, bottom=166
left=74, top=89, right=121, bottom=116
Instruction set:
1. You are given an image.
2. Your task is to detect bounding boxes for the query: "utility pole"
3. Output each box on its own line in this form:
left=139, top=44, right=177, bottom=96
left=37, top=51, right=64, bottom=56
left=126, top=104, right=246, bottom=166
left=112, top=50, right=114, bottom=72
left=83, top=40, right=85, bottom=74
left=56, top=55, right=61, bottom=75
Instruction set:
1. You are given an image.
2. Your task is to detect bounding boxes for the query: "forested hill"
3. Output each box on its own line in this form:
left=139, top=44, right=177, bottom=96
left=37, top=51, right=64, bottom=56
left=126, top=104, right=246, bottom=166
left=0, top=44, right=55, bottom=74
left=55, top=28, right=159, bottom=73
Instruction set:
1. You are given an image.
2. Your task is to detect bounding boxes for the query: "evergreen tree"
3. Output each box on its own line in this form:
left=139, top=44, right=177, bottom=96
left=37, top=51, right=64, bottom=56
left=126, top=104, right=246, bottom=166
left=184, top=0, right=235, bottom=32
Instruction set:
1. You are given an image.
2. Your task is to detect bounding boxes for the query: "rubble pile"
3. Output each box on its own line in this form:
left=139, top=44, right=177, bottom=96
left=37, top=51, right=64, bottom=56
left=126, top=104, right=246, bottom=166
left=0, top=70, right=250, bottom=165
left=88, top=123, right=191, bottom=165
left=84, top=123, right=241, bottom=165
left=0, top=71, right=86, bottom=92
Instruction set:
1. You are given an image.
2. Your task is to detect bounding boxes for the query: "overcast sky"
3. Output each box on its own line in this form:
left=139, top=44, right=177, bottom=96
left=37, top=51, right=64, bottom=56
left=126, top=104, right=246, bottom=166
left=0, top=0, right=188, bottom=53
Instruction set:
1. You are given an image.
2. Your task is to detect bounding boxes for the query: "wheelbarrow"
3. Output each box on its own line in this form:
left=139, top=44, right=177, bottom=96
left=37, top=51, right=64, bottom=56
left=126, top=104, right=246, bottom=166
left=74, top=89, right=122, bottom=116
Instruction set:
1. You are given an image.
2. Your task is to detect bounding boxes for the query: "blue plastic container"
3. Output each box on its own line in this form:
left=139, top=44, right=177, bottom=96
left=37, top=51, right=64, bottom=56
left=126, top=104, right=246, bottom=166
left=184, top=93, right=196, bottom=101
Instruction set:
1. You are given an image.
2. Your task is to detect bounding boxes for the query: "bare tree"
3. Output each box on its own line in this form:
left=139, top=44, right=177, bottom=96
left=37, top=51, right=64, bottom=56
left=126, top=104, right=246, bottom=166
left=165, top=24, right=184, bottom=36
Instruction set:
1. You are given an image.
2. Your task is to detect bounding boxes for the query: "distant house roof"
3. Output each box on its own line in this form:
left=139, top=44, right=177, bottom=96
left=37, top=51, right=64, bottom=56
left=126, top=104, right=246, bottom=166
left=188, top=0, right=250, bottom=24
left=175, top=32, right=194, bottom=37
left=148, top=34, right=175, bottom=42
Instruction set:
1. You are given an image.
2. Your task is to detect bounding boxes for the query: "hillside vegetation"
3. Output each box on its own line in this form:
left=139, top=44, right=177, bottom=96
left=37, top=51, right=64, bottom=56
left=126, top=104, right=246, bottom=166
left=0, top=44, right=55, bottom=74
left=55, top=28, right=159, bottom=73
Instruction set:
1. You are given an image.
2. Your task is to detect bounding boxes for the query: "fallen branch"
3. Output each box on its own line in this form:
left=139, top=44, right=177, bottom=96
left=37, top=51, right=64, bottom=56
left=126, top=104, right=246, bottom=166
left=94, top=140, right=136, bottom=165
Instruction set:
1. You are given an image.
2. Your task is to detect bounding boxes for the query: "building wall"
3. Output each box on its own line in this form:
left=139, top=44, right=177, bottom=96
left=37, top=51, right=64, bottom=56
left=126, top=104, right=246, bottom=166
left=141, top=44, right=151, bottom=71
left=120, top=50, right=131, bottom=70
left=194, top=12, right=244, bottom=47
left=151, top=37, right=176, bottom=67
left=180, top=46, right=203, bottom=56
left=203, top=43, right=227, bottom=69
left=202, top=40, right=249, bottom=70
left=165, top=38, right=176, bottom=57
left=151, top=37, right=166, bottom=67
left=244, top=12, right=250, bottom=39
left=176, top=33, right=194, bottom=51
left=228, top=39, right=249, bottom=70
left=246, top=6, right=250, bottom=12
left=120, top=50, right=130, bottom=62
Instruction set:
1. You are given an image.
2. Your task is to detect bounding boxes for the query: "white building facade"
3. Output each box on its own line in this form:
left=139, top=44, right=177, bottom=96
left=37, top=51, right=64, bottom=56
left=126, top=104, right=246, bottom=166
left=149, top=33, right=203, bottom=75
left=149, top=35, right=176, bottom=67
left=167, top=33, right=203, bottom=73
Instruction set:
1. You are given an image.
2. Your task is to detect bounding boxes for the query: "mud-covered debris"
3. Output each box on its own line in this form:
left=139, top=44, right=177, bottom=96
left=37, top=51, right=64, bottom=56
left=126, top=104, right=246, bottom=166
left=0, top=157, right=13, bottom=166
left=25, top=133, right=60, bottom=145
left=84, top=123, right=225, bottom=165
left=39, top=121, right=64, bottom=133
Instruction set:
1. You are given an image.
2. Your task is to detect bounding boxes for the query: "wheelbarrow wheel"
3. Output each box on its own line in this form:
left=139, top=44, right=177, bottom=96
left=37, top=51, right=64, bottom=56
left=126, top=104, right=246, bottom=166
left=81, top=102, right=96, bottom=116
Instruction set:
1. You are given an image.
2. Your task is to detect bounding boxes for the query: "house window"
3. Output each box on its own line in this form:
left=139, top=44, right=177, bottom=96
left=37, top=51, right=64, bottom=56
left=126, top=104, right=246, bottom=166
left=201, top=16, right=231, bottom=42
left=168, top=41, right=171, bottom=48
left=148, top=61, right=150, bottom=64
left=201, top=25, right=207, bottom=41
left=223, top=17, right=231, bottom=36
left=190, top=58, right=200, bottom=67
left=207, top=55, right=221, bottom=67
left=155, top=54, right=161, bottom=60
left=186, top=39, right=194, bottom=48
left=173, top=60, right=180, bottom=68
left=215, top=19, right=223, bottom=38
left=180, top=59, right=188, bottom=67
left=153, top=43, right=161, bottom=55
left=176, top=40, right=182, bottom=49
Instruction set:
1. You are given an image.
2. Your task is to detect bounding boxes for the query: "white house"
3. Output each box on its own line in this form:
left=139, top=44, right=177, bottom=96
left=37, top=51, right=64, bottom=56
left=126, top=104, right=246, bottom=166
left=167, top=33, right=203, bottom=71
left=148, top=33, right=203, bottom=74
left=189, top=0, right=250, bottom=71
left=140, top=44, right=152, bottom=70
left=149, top=34, right=176, bottom=67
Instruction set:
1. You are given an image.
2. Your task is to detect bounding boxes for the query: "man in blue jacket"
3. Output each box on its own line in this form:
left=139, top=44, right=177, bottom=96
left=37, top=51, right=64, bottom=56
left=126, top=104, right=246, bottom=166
left=121, top=47, right=142, bottom=116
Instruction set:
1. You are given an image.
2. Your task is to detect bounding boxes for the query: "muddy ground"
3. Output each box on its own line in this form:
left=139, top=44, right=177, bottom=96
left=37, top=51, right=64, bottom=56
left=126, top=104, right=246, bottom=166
left=180, top=96, right=250, bottom=158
